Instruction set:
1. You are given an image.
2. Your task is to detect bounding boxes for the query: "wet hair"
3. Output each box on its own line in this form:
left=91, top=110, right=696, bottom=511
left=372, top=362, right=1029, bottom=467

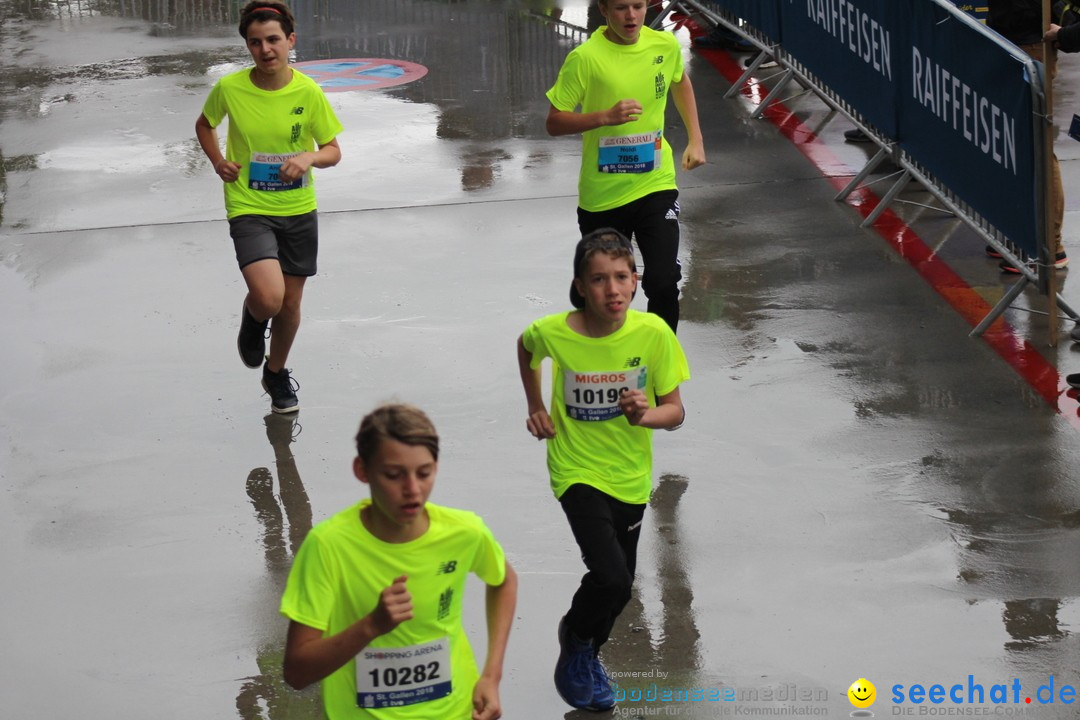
left=569, top=228, right=636, bottom=309
left=355, top=404, right=440, bottom=464
left=239, top=1, right=295, bottom=39
left=574, top=228, right=635, bottom=278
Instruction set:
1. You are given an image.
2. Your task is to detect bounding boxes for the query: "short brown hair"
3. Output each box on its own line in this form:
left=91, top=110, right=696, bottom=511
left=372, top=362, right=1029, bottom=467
left=355, top=404, right=440, bottom=464
left=239, top=1, right=295, bottom=39
left=569, top=228, right=636, bottom=309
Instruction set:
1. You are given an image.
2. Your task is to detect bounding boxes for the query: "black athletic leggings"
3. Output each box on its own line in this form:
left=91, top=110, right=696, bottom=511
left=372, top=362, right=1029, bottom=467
left=560, top=483, right=647, bottom=649
left=577, top=189, right=682, bottom=333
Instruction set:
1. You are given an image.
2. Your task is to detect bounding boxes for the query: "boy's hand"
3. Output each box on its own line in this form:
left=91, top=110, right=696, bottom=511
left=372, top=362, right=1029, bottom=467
left=620, top=389, right=650, bottom=426
left=369, top=575, right=413, bottom=636
left=604, top=99, right=643, bottom=126
left=214, top=159, right=242, bottom=183
left=472, top=676, right=502, bottom=720
left=682, top=140, right=706, bottom=171
left=526, top=408, right=556, bottom=440
left=278, top=152, right=313, bottom=184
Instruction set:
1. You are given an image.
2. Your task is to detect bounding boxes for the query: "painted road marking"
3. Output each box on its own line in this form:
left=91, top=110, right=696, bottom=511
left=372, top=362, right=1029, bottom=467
left=294, top=58, right=428, bottom=92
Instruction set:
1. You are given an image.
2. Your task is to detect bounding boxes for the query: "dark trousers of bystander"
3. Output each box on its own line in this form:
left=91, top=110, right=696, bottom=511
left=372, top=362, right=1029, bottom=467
left=559, top=483, right=647, bottom=649
left=1020, top=42, right=1066, bottom=256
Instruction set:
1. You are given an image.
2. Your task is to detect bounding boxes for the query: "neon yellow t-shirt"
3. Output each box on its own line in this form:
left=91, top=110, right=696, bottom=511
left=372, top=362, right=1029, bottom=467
left=202, top=68, right=343, bottom=219
left=546, top=26, right=684, bottom=212
left=522, top=309, right=690, bottom=504
left=279, top=501, right=507, bottom=720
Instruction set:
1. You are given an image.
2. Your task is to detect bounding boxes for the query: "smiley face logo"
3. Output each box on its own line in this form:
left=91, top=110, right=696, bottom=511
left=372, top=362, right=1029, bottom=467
left=847, top=678, right=876, bottom=709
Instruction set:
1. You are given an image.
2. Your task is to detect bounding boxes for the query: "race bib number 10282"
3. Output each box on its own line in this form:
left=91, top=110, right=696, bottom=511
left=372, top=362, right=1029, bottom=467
left=355, top=637, right=451, bottom=709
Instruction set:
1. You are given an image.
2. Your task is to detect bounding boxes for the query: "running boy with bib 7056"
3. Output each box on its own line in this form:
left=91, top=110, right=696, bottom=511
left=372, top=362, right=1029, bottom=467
left=280, top=404, right=517, bottom=720
left=546, top=0, right=705, bottom=333
left=516, top=228, right=690, bottom=711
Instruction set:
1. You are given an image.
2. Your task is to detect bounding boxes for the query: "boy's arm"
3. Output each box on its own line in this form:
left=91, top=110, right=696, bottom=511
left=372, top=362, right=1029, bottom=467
left=195, top=113, right=241, bottom=183
left=517, top=334, right=555, bottom=439
left=545, top=101, right=645, bottom=136
left=620, top=386, right=685, bottom=430
left=670, top=74, right=706, bottom=171
left=472, top=562, right=518, bottom=720
left=283, top=574, right=412, bottom=690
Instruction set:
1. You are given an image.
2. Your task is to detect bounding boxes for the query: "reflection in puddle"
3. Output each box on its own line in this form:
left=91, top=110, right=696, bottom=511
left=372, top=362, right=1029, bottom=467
left=247, top=414, right=312, bottom=575
left=237, top=414, right=318, bottom=719
left=10, top=0, right=241, bottom=27
left=944, top=506, right=1079, bottom=653
left=602, top=474, right=703, bottom=708
left=1002, top=599, right=1066, bottom=651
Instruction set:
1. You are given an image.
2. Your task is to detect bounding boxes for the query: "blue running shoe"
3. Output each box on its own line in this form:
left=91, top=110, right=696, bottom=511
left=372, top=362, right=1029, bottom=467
left=588, top=654, right=616, bottom=711
left=554, top=617, right=595, bottom=709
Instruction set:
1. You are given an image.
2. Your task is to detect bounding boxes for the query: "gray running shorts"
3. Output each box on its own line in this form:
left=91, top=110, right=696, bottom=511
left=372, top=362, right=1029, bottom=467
left=229, top=210, right=318, bottom=276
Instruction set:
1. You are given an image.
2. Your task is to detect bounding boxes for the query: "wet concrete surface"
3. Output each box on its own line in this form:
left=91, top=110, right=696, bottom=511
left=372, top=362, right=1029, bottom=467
left=3, top=1, right=1080, bottom=718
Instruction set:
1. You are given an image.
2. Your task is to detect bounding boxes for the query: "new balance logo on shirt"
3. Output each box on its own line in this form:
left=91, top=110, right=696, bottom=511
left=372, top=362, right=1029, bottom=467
left=437, top=560, right=458, bottom=574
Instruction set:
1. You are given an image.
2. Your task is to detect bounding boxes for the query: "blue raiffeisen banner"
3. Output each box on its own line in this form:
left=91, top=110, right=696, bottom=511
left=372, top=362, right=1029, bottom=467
left=779, top=0, right=900, bottom=138
left=703, top=0, right=782, bottom=42
left=900, top=0, right=1040, bottom=256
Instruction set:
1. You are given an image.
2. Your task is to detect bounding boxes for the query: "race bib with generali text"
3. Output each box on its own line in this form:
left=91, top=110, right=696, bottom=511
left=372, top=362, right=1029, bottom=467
left=597, top=130, right=661, bottom=173
left=248, top=151, right=308, bottom=191
left=563, top=366, right=647, bottom=421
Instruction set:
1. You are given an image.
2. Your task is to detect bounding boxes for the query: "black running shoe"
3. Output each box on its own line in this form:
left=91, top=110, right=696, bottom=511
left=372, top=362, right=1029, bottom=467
left=238, top=303, right=270, bottom=369
left=262, top=363, right=299, bottom=414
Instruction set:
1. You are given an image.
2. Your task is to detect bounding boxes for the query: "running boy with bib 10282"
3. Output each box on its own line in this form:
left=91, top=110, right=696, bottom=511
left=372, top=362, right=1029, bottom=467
left=546, top=0, right=705, bottom=333
left=516, top=228, right=690, bottom=711
left=280, top=404, right=517, bottom=720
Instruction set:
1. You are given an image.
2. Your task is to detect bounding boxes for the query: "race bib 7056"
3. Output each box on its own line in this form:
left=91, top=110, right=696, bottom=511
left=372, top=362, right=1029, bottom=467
left=598, top=131, right=661, bottom=173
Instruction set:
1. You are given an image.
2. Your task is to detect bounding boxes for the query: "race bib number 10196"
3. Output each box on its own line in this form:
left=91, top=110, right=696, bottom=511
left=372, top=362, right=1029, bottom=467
left=563, top=367, right=647, bottom=422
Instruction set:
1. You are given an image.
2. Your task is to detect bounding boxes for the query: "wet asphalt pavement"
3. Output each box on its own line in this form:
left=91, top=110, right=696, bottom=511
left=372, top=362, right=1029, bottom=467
left=4, top=1, right=1080, bottom=718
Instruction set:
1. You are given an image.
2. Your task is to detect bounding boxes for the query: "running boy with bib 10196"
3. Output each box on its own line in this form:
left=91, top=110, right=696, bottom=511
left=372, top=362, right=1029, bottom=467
left=196, top=2, right=342, bottom=414
left=280, top=404, right=517, bottom=720
left=546, top=0, right=705, bottom=333
left=516, top=228, right=690, bottom=711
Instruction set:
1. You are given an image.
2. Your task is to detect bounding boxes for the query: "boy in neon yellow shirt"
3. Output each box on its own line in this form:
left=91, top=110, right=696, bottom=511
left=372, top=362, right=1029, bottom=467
left=280, top=404, right=517, bottom=719
left=196, top=2, right=342, bottom=414
left=546, top=0, right=705, bottom=333
left=516, top=228, right=690, bottom=710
